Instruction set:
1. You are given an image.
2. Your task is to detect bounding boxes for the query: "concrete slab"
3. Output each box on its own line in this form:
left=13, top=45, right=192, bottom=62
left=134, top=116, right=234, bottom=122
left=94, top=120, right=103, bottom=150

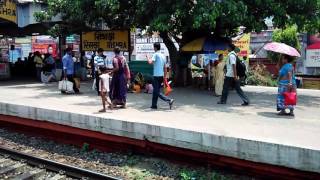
left=0, top=81, right=320, bottom=173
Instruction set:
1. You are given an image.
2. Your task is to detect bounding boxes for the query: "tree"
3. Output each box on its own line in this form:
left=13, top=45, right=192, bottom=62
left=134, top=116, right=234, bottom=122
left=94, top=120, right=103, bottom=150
left=36, top=0, right=320, bottom=85
left=269, top=26, right=300, bottom=62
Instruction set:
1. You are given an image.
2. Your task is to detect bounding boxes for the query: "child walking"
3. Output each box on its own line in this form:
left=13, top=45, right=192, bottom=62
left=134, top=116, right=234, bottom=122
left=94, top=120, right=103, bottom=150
left=99, top=66, right=113, bottom=112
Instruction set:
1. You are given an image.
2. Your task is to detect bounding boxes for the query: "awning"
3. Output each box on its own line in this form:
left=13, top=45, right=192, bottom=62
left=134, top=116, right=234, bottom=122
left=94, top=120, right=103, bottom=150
left=181, top=37, right=229, bottom=53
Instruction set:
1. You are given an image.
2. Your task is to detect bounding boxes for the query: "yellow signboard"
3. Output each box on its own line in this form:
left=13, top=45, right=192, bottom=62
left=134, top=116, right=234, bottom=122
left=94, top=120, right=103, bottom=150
left=0, top=0, right=17, bottom=23
left=82, top=30, right=129, bottom=51
left=234, top=33, right=250, bottom=57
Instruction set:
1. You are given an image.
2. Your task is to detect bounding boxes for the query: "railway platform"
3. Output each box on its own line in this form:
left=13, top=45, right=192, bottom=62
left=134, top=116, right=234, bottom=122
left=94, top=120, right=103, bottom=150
left=0, top=81, right=319, bottom=177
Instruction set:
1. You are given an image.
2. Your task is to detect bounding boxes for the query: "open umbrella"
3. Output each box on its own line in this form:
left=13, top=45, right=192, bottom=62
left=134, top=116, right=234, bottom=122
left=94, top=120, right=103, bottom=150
left=263, top=42, right=301, bottom=57
left=181, top=37, right=229, bottom=53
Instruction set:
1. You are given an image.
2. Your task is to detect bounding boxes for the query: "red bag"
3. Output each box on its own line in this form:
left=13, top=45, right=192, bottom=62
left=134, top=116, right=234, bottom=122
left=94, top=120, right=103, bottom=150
left=283, top=92, right=297, bottom=106
left=163, top=79, right=172, bottom=96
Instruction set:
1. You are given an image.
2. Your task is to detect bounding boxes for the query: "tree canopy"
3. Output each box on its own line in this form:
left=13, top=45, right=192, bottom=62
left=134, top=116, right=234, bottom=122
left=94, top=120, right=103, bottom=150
left=36, top=0, right=320, bottom=83
left=36, top=0, right=320, bottom=38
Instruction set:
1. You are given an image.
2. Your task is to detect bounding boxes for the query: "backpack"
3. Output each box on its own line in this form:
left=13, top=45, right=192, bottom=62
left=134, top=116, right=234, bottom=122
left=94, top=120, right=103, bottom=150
left=236, top=58, right=246, bottom=78
left=228, top=52, right=246, bottom=78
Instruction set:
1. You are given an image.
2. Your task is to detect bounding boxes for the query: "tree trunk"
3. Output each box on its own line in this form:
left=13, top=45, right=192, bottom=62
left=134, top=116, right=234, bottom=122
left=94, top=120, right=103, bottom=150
left=160, top=32, right=193, bottom=87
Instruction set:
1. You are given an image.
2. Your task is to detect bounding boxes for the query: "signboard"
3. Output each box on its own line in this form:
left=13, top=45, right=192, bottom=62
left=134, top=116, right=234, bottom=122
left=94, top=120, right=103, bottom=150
left=0, top=0, right=17, bottom=23
left=306, top=49, right=320, bottom=67
left=234, top=33, right=250, bottom=57
left=135, top=43, right=169, bottom=61
left=32, top=44, right=57, bottom=58
left=82, top=30, right=129, bottom=51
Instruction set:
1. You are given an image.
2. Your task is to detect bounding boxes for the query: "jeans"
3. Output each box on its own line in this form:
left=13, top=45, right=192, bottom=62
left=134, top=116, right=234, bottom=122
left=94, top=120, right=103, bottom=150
left=220, top=77, right=249, bottom=103
left=152, top=76, right=171, bottom=107
left=95, top=71, right=100, bottom=95
left=36, top=67, right=42, bottom=81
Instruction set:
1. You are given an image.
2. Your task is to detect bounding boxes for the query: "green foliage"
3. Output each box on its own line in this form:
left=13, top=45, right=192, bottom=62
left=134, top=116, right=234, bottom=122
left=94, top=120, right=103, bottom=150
left=269, top=26, right=300, bottom=62
left=179, top=169, right=230, bottom=180
left=37, top=0, right=320, bottom=37
left=36, top=0, right=320, bottom=74
left=81, top=143, right=90, bottom=152
left=247, top=64, right=278, bottom=87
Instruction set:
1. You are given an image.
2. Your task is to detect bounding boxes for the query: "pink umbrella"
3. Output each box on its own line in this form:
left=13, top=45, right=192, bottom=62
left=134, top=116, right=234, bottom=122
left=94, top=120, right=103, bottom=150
left=263, top=42, right=301, bottom=57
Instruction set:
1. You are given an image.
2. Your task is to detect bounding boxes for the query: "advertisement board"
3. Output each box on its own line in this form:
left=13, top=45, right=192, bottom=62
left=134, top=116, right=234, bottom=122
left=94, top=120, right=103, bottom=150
left=32, top=44, right=57, bottom=58
left=233, top=33, right=251, bottom=57
left=306, top=49, right=320, bottom=67
left=135, top=43, right=169, bottom=61
left=82, top=30, right=129, bottom=51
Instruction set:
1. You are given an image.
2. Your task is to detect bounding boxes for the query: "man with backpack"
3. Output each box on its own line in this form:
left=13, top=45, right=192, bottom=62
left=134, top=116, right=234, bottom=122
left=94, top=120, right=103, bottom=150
left=217, top=44, right=250, bottom=106
left=238, top=56, right=247, bottom=86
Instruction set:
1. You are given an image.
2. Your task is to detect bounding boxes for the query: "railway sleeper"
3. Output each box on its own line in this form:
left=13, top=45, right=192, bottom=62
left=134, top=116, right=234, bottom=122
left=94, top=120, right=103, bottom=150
left=12, top=169, right=46, bottom=180
left=0, top=163, right=26, bottom=176
left=48, top=174, right=67, bottom=180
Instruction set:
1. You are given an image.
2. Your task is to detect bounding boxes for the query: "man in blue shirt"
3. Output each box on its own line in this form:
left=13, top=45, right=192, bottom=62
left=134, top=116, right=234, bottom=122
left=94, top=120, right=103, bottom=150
left=62, top=48, right=80, bottom=94
left=147, top=43, right=174, bottom=109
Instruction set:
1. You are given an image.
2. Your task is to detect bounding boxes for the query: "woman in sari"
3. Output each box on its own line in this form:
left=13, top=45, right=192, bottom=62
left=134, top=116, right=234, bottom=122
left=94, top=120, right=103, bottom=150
left=214, top=54, right=225, bottom=96
left=277, top=54, right=296, bottom=116
left=110, top=47, right=130, bottom=108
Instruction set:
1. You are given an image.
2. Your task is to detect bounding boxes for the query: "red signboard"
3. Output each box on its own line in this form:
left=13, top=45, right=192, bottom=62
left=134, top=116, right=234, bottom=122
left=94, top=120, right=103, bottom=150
left=32, top=44, right=57, bottom=58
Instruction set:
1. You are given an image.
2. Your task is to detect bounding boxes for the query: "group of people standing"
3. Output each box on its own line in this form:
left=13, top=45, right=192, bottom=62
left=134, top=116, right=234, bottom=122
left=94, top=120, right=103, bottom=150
left=61, top=42, right=296, bottom=116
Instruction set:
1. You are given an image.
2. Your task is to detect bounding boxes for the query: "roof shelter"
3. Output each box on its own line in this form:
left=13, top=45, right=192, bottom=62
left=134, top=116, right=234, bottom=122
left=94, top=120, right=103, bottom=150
left=0, top=0, right=60, bottom=37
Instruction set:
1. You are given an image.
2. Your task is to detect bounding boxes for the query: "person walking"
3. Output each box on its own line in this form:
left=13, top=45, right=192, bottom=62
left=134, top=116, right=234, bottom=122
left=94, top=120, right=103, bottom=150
left=217, top=44, right=249, bottom=105
left=147, top=42, right=174, bottom=110
left=109, top=47, right=130, bottom=108
left=94, top=48, right=107, bottom=95
left=62, top=48, right=80, bottom=94
left=277, top=55, right=296, bottom=116
left=214, top=54, right=225, bottom=96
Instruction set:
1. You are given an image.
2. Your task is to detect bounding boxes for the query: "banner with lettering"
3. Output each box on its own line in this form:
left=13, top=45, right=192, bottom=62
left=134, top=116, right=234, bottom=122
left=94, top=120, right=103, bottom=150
left=0, top=0, right=17, bottom=23
left=306, top=49, right=320, bottom=67
left=233, top=33, right=250, bottom=57
left=82, top=30, right=129, bottom=51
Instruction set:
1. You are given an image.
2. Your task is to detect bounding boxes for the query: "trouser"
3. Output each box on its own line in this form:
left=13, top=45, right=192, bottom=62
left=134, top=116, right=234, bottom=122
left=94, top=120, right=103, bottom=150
left=36, top=67, right=42, bottom=81
left=220, top=77, right=249, bottom=103
left=62, top=74, right=79, bottom=93
left=95, top=71, right=100, bottom=95
left=152, top=76, right=171, bottom=107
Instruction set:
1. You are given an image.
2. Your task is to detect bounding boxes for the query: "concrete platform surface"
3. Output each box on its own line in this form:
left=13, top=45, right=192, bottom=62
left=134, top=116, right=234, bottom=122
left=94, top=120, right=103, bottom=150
left=0, top=81, right=320, bottom=173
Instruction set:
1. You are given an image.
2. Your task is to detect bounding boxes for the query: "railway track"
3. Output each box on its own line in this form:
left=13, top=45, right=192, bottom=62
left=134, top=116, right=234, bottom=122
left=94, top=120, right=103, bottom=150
left=0, top=146, right=121, bottom=180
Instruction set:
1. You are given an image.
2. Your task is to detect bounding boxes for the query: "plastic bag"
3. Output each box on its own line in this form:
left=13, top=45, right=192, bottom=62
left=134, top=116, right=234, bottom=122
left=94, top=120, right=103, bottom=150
left=163, top=79, right=172, bottom=96
left=59, top=80, right=73, bottom=92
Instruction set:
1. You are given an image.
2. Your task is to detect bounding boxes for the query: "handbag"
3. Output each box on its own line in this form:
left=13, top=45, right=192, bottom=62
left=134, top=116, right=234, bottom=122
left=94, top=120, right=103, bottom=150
left=283, top=91, right=297, bottom=106
left=163, top=79, right=172, bottom=96
left=59, top=80, right=73, bottom=92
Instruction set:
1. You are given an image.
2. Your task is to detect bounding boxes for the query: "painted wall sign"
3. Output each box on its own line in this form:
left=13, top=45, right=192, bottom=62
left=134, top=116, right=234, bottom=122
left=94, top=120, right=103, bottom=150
left=0, top=0, right=17, bottom=23
left=82, top=30, right=129, bottom=51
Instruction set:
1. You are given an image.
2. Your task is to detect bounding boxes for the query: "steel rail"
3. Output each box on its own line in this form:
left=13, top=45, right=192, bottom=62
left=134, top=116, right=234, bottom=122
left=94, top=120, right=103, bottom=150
left=0, top=146, right=122, bottom=180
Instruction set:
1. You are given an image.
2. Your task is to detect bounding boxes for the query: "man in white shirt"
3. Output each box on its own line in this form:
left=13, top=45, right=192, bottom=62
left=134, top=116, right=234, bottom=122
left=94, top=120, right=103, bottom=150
left=218, top=44, right=249, bottom=105
left=147, top=42, right=174, bottom=110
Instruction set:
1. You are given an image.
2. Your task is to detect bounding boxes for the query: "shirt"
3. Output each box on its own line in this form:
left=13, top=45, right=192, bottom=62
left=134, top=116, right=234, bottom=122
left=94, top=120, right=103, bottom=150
left=99, top=73, right=110, bottom=92
left=152, top=51, right=165, bottom=77
left=226, top=51, right=237, bottom=77
left=62, top=54, right=74, bottom=75
left=94, top=55, right=113, bottom=71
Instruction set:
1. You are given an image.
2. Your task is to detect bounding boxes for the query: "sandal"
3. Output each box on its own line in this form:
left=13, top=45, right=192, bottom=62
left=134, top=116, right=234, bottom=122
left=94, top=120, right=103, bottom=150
left=107, top=105, right=114, bottom=110
left=277, top=110, right=287, bottom=116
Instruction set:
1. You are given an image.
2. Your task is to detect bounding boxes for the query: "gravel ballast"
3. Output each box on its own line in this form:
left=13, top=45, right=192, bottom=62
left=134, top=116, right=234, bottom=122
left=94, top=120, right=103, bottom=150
left=0, top=128, right=254, bottom=180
